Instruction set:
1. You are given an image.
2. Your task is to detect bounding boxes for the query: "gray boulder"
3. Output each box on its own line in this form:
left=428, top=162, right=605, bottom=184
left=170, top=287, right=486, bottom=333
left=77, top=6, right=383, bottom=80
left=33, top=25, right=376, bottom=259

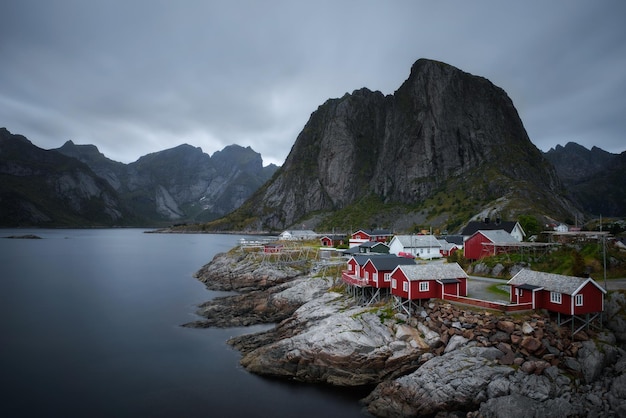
left=364, top=345, right=513, bottom=416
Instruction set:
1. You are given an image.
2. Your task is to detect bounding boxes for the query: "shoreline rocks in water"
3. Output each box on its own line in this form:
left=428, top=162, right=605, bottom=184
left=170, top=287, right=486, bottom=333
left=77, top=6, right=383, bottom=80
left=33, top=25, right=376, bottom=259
left=4, top=234, right=42, bottom=239
left=190, top=247, right=626, bottom=417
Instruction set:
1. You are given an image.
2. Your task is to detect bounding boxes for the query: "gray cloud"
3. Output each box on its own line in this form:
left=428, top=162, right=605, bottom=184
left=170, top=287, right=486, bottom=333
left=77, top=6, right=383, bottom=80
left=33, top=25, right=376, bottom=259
left=1, top=1, right=625, bottom=166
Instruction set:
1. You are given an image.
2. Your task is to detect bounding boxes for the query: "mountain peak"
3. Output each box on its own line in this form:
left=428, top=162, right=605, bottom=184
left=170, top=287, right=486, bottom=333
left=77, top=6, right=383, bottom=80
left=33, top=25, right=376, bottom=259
left=216, top=58, right=576, bottom=231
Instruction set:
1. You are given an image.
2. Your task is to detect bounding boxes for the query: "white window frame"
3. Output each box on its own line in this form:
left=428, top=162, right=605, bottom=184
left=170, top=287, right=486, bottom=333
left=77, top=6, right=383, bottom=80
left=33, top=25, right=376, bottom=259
left=391, top=279, right=397, bottom=289
left=550, top=291, right=562, bottom=304
left=384, top=273, right=391, bottom=282
left=403, top=282, right=409, bottom=292
left=575, top=294, right=583, bottom=306
left=419, top=281, right=429, bottom=292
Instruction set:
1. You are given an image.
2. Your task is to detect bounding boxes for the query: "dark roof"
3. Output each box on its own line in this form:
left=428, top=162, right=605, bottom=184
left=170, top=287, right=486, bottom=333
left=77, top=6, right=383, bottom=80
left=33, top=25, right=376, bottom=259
left=354, top=229, right=392, bottom=236
left=366, top=256, right=416, bottom=271
left=461, top=220, right=519, bottom=236
left=350, top=254, right=403, bottom=266
left=441, top=235, right=464, bottom=245
left=320, top=234, right=345, bottom=240
left=517, top=283, right=543, bottom=291
left=438, top=278, right=461, bottom=284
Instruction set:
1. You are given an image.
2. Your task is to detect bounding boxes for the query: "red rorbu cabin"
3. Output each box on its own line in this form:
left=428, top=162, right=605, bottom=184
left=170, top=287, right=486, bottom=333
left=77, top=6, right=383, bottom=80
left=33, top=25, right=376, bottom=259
left=463, top=230, right=519, bottom=261
left=507, top=269, right=606, bottom=315
left=362, top=256, right=416, bottom=288
left=390, top=263, right=468, bottom=314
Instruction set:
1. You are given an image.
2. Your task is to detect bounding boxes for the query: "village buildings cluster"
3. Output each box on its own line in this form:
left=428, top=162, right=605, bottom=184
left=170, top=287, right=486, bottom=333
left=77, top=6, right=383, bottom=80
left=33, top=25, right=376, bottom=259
left=267, top=218, right=610, bottom=334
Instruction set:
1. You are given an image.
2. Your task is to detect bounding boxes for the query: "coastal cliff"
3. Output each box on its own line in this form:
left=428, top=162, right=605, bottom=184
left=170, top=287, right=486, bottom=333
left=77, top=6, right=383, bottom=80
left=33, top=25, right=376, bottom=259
left=190, top=248, right=626, bottom=416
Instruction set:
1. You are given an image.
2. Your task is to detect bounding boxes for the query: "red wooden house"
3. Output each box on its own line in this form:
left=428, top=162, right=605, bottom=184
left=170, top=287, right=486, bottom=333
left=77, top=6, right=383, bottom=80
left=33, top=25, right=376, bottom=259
left=320, top=234, right=345, bottom=247
left=507, top=269, right=606, bottom=315
left=263, top=243, right=283, bottom=253
left=343, top=254, right=373, bottom=286
left=390, top=263, right=468, bottom=314
left=362, top=256, right=416, bottom=288
left=349, top=229, right=392, bottom=247
left=343, top=254, right=415, bottom=305
left=464, top=230, right=519, bottom=261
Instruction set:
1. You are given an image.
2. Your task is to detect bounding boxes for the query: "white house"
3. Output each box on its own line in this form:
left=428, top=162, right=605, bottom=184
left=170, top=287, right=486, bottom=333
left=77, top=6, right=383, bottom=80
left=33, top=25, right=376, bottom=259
left=388, top=235, right=442, bottom=259
left=279, top=230, right=318, bottom=240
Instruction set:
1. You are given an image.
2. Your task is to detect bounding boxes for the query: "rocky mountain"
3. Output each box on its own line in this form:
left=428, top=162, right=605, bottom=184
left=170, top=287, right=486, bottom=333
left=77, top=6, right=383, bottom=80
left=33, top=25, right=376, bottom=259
left=0, top=128, right=131, bottom=226
left=544, top=143, right=626, bottom=217
left=0, top=127, right=278, bottom=226
left=210, top=59, right=581, bottom=232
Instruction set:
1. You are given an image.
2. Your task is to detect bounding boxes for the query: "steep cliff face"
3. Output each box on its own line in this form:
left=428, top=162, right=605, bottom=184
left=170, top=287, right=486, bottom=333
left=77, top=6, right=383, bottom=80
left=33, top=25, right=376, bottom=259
left=546, top=144, right=626, bottom=217
left=239, top=59, right=572, bottom=230
left=545, top=142, right=615, bottom=185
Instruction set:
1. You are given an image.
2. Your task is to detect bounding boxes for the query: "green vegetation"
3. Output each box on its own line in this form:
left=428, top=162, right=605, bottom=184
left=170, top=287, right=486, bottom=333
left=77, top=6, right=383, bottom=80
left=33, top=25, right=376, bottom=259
left=470, top=241, right=626, bottom=280
left=317, top=194, right=410, bottom=232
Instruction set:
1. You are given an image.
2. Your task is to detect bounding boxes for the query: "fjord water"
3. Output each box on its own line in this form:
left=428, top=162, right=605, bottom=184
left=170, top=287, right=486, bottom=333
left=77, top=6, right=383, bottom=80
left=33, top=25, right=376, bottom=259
left=0, top=229, right=367, bottom=417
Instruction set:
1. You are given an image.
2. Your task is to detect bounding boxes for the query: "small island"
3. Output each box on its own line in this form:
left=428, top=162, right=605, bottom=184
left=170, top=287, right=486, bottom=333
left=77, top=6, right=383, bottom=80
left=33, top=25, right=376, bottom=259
left=4, top=234, right=42, bottom=239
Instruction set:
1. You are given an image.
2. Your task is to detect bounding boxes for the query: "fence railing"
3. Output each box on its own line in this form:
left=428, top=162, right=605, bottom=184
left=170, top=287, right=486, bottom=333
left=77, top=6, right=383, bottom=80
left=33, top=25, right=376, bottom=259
left=442, top=293, right=533, bottom=312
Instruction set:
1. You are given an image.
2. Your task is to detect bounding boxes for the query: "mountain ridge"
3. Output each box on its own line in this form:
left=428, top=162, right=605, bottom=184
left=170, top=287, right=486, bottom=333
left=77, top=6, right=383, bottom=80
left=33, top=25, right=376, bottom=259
left=0, top=127, right=278, bottom=226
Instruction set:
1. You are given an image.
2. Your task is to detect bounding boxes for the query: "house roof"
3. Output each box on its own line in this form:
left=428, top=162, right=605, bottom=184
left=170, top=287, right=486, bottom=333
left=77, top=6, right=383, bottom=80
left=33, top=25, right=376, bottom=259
left=366, top=256, right=416, bottom=271
left=353, top=229, right=392, bottom=237
left=461, top=220, right=521, bottom=236
left=507, top=269, right=607, bottom=296
left=350, top=253, right=399, bottom=266
left=442, top=235, right=464, bottom=245
left=438, top=239, right=458, bottom=252
left=359, top=241, right=389, bottom=249
left=391, top=235, right=442, bottom=248
left=474, top=229, right=519, bottom=244
left=396, top=263, right=468, bottom=281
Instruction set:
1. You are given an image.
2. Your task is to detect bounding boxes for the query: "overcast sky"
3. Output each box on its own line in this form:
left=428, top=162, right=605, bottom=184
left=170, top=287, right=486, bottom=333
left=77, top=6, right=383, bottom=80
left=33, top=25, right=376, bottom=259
left=1, top=1, right=625, bottom=166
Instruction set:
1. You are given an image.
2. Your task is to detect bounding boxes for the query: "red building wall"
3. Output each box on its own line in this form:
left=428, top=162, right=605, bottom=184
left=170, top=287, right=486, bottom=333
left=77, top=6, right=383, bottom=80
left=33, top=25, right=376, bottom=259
left=464, top=233, right=490, bottom=260
left=347, top=258, right=360, bottom=276
left=510, top=286, right=535, bottom=305
left=573, top=282, right=604, bottom=315
left=352, top=231, right=372, bottom=241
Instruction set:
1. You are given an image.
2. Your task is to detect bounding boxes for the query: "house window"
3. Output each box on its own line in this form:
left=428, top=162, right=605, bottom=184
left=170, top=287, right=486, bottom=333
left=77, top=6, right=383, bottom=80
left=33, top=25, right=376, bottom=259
left=575, top=294, right=583, bottom=306
left=384, top=273, right=390, bottom=282
left=550, top=292, right=562, bottom=304
left=403, top=282, right=409, bottom=292
left=419, top=282, right=429, bottom=292
left=518, top=289, right=523, bottom=297
left=391, top=279, right=397, bottom=289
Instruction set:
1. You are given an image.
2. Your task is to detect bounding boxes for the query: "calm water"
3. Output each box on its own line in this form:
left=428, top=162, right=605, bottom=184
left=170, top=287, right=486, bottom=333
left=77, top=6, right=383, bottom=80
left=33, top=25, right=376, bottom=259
left=0, top=229, right=369, bottom=417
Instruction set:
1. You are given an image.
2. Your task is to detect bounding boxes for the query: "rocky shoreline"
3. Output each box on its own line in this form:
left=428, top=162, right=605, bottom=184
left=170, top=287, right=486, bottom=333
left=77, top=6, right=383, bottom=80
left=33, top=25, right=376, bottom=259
left=188, top=249, right=626, bottom=417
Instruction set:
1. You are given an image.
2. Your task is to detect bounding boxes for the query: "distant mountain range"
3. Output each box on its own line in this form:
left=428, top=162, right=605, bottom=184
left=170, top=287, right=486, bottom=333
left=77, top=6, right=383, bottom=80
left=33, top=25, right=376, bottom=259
left=544, top=143, right=626, bottom=217
left=1, top=59, right=624, bottom=230
left=0, top=127, right=278, bottom=227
